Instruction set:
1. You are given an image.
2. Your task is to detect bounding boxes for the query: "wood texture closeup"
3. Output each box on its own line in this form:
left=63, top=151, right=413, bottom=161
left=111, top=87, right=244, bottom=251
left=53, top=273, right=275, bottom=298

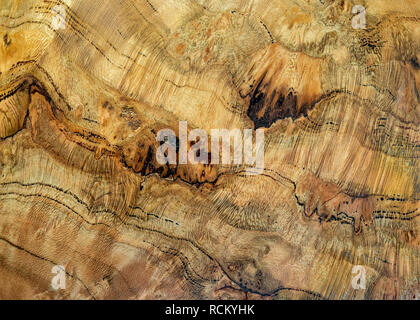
left=0, top=0, right=419, bottom=299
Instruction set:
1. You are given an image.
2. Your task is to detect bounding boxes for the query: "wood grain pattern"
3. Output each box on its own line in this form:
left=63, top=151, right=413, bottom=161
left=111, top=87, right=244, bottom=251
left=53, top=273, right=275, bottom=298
left=0, top=0, right=419, bottom=299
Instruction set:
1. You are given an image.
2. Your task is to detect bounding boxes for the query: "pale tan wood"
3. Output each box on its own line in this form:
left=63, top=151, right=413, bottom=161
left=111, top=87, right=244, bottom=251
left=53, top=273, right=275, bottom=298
left=0, top=0, right=419, bottom=299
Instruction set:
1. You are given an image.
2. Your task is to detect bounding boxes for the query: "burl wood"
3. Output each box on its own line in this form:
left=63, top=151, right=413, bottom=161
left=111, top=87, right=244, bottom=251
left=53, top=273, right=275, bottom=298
left=0, top=0, right=419, bottom=299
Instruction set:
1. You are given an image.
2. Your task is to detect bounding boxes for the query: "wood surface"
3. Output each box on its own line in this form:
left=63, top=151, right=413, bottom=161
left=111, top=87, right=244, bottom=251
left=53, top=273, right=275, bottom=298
left=0, top=0, right=419, bottom=299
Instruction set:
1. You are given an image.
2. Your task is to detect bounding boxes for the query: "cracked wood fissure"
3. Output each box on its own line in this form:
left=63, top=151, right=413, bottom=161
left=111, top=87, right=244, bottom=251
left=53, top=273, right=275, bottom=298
left=0, top=0, right=419, bottom=299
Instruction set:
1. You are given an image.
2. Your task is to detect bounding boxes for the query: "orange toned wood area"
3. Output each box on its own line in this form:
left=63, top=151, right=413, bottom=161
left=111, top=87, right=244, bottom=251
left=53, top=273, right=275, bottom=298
left=0, top=0, right=419, bottom=299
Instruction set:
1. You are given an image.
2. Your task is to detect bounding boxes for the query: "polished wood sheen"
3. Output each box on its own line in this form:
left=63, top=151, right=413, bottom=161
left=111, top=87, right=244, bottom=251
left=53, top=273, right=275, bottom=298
left=0, top=0, right=419, bottom=299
